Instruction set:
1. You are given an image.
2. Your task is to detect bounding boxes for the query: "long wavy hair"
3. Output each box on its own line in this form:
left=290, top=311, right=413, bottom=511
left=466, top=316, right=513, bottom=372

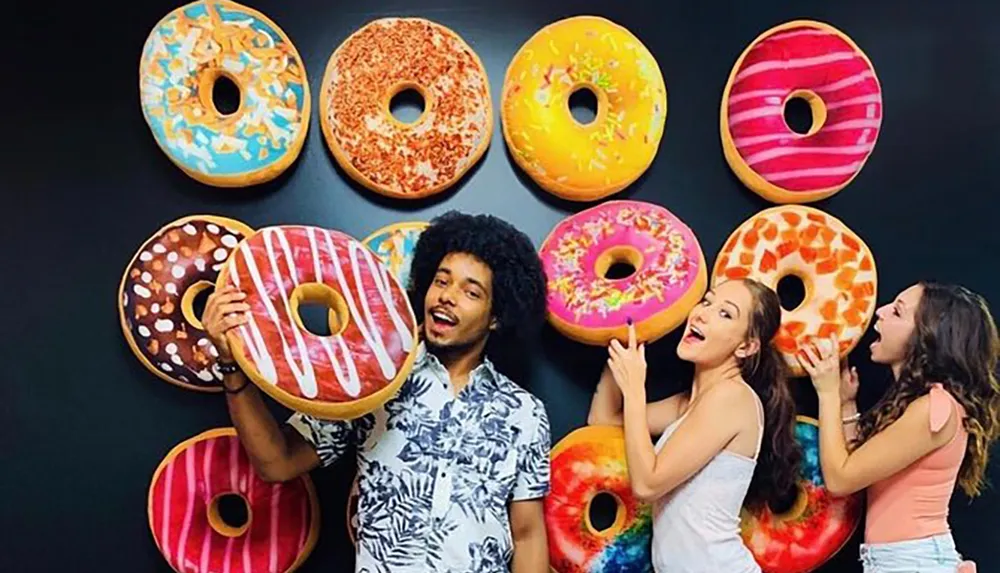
left=855, top=281, right=1000, bottom=497
left=737, top=278, right=803, bottom=510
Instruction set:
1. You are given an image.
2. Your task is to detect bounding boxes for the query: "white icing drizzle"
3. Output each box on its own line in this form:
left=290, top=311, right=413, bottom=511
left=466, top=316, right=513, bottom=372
left=264, top=229, right=319, bottom=398
left=350, top=241, right=415, bottom=358
left=326, top=233, right=402, bottom=381
left=230, top=248, right=280, bottom=387
left=307, top=227, right=360, bottom=397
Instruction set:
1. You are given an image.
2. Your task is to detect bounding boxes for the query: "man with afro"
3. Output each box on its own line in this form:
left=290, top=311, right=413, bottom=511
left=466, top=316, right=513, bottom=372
left=201, top=211, right=552, bottom=572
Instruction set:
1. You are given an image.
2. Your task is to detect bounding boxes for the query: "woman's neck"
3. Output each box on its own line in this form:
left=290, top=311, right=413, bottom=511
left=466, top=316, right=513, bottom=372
left=691, top=359, right=743, bottom=397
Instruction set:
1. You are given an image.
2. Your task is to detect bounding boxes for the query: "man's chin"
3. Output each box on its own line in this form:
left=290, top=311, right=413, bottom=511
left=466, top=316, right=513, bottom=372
left=425, top=334, right=479, bottom=356
left=425, top=336, right=457, bottom=351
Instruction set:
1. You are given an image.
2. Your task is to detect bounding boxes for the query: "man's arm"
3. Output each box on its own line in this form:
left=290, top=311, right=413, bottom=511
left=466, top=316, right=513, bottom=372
left=509, top=499, right=548, bottom=573
left=205, top=287, right=345, bottom=482
left=510, top=400, right=551, bottom=571
left=223, top=371, right=320, bottom=482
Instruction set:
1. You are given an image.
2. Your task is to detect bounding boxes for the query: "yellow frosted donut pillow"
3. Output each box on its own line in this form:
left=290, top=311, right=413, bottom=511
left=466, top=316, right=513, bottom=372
left=501, top=16, right=667, bottom=202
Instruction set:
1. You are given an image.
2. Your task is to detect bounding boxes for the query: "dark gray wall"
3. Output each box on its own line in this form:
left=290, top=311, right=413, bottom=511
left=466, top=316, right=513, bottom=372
left=4, top=0, right=997, bottom=571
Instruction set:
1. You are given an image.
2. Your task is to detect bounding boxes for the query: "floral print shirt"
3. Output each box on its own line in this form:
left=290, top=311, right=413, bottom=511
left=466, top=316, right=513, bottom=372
left=287, top=344, right=551, bottom=572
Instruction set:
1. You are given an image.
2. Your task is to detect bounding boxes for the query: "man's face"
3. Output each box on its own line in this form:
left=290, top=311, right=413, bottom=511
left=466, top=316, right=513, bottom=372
left=422, top=252, right=494, bottom=351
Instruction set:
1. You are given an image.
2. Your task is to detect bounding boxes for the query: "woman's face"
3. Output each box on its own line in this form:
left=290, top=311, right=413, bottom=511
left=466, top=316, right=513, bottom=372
left=870, top=284, right=923, bottom=367
left=677, top=280, right=756, bottom=366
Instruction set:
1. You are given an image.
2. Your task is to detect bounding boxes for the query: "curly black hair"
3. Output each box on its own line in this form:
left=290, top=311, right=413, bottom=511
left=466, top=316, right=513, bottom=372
left=408, top=211, right=548, bottom=368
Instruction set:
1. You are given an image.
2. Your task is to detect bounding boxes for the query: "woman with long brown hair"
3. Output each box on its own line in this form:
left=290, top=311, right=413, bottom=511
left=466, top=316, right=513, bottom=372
left=798, top=281, right=1000, bottom=572
left=589, top=278, right=801, bottom=572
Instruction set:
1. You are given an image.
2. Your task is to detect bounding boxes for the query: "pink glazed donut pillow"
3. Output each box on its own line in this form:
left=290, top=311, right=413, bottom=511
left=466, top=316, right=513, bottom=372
left=540, top=200, right=707, bottom=345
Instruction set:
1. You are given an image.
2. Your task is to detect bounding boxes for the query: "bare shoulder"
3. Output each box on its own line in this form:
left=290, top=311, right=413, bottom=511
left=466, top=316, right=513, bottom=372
left=902, top=392, right=933, bottom=418
left=907, top=388, right=958, bottom=429
left=685, top=379, right=755, bottom=430
left=697, top=378, right=755, bottom=410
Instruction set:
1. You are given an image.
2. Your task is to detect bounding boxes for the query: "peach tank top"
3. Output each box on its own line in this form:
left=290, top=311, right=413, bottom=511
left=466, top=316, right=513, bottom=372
left=864, top=383, right=968, bottom=544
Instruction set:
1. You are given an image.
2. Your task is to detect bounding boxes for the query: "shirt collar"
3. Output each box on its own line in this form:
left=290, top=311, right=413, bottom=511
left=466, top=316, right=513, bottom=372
left=414, top=342, right=502, bottom=391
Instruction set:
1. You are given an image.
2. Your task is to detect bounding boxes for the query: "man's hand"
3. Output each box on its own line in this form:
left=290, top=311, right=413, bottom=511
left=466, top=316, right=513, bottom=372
left=202, top=286, right=250, bottom=361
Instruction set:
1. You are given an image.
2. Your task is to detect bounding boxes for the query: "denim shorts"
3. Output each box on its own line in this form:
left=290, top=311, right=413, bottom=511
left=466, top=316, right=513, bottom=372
left=859, top=533, right=975, bottom=572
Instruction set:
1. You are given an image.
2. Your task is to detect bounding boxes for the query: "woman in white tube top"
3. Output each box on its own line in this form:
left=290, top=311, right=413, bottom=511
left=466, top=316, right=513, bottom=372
left=588, top=278, right=803, bottom=572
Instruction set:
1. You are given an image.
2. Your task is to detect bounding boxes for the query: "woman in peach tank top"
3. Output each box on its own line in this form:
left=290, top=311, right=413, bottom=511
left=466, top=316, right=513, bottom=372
left=797, top=282, right=1000, bottom=573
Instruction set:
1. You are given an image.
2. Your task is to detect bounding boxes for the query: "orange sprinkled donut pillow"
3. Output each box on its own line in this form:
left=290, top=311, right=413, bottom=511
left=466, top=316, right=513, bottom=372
left=320, top=18, right=492, bottom=199
left=712, top=205, right=877, bottom=377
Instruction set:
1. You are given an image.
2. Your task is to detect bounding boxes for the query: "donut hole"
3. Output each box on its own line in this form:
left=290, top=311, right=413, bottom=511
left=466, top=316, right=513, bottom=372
left=605, top=262, right=636, bottom=280
left=595, top=246, right=643, bottom=282
left=776, top=274, right=807, bottom=312
left=181, top=281, right=216, bottom=330
left=212, top=74, right=241, bottom=116
left=191, top=287, right=213, bottom=321
left=587, top=492, right=621, bottom=534
left=769, top=485, right=802, bottom=516
left=568, top=87, right=599, bottom=126
left=290, top=283, right=350, bottom=337
left=208, top=493, right=251, bottom=537
left=783, top=90, right=827, bottom=136
left=389, top=87, right=426, bottom=124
